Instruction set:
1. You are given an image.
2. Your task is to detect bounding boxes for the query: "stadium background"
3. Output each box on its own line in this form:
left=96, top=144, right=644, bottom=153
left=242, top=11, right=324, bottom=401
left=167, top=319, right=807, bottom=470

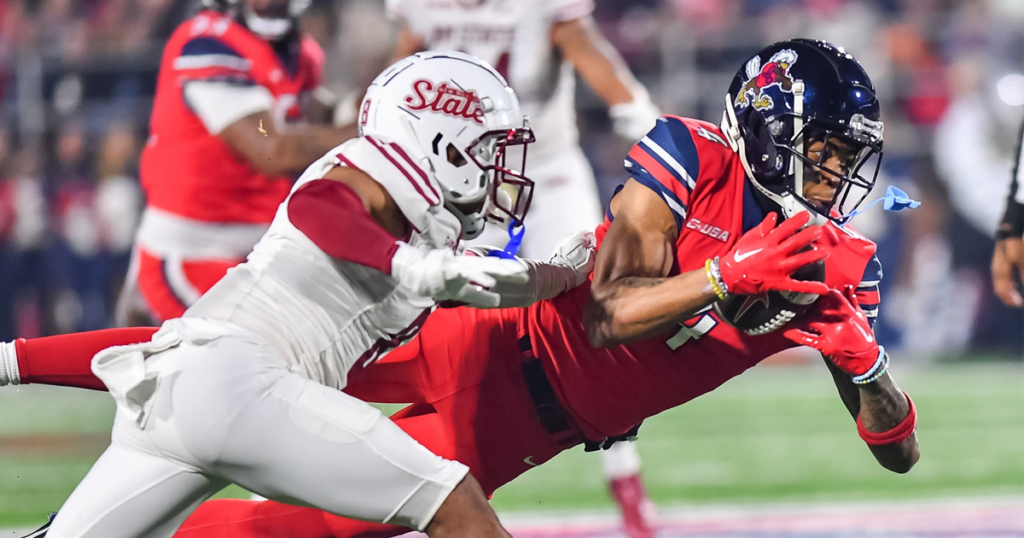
left=0, top=0, right=1021, bottom=535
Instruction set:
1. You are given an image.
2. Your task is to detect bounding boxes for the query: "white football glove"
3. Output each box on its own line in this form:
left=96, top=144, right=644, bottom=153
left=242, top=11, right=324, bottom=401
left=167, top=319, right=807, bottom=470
left=608, top=89, right=661, bottom=143
left=391, top=243, right=528, bottom=308
left=549, top=230, right=597, bottom=287
left=454, top=231, right=596, bottom=308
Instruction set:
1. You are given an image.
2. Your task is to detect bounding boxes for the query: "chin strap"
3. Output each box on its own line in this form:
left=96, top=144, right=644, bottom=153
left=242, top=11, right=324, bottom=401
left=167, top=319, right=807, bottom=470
left=791, top=81, right=806, bottom=207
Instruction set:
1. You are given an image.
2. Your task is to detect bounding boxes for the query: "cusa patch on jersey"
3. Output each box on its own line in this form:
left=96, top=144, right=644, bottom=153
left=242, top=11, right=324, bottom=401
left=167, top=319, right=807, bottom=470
left=713, top=250, right=825, bottom=336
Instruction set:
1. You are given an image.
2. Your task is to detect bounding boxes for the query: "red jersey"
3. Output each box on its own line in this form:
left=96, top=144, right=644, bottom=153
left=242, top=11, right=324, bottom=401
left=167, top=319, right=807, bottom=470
left=524, top=116, right=883, bottom=440
left=140, top=11, right=324, bottom=225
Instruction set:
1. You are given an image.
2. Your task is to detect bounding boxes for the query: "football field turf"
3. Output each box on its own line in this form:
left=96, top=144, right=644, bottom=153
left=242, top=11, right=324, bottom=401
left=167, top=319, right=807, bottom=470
left=0, top=361, right=1021, bottom=529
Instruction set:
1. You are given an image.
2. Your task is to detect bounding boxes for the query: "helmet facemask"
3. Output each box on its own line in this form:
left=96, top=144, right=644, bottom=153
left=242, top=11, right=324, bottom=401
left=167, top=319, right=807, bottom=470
left=467, top=127, right=535, bottom=230
left=427, top=123, right=535, bottom=240
left=782, top=120, right=883, bottom=224
left=721, top=39, right=885, bottom=227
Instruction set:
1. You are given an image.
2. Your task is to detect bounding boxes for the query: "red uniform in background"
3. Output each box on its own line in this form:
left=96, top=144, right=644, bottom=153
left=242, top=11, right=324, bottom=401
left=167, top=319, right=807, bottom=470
left=132, top=10, right=323, bottom=322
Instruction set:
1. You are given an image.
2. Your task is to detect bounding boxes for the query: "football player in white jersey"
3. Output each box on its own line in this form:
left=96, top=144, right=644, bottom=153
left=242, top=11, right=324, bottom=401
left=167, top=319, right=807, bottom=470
left=44, top=52, right=590, bottom=538
left=386, top=2, right=659, bottom=535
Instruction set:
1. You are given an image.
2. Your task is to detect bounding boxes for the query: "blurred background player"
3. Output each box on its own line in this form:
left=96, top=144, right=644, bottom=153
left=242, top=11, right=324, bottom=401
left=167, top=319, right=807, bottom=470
left=384, top=1, right=660, bottom=536
left=120, top=0, right=358, bottom=326
left=992, top=118, right=1024, bottom=308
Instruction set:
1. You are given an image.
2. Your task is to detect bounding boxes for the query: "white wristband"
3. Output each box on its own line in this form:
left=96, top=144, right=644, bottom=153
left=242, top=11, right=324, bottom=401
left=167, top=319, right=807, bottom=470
left=608, top=91, right=661, bottom=142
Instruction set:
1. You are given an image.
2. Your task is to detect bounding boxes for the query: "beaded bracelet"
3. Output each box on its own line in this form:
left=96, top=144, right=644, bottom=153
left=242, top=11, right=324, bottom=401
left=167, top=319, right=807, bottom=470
left=705, top=258, right=728, bottom=301
left=851, top=347, right=888, bottom=385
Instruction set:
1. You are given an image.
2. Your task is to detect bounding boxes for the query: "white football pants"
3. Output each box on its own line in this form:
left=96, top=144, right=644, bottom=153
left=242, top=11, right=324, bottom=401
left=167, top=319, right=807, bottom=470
left=472, top=145, right=603, bottom=259
left=47, top=320, right=468, bottom=538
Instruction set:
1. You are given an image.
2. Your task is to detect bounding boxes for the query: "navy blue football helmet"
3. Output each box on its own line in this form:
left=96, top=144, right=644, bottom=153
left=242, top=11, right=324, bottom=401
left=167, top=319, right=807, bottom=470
left=721, top=39, right=884, bottom=225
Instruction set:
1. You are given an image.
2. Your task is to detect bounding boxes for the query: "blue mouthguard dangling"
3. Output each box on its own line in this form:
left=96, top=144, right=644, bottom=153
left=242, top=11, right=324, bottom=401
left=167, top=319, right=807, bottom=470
left=839, top=185, right=921, bottom=226
left=486, top=220, right=526, bottom=259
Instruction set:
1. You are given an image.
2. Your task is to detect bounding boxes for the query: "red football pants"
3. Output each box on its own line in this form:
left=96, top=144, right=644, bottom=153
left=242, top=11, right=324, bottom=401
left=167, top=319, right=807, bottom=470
left=136, top=247, right=242, bottom=322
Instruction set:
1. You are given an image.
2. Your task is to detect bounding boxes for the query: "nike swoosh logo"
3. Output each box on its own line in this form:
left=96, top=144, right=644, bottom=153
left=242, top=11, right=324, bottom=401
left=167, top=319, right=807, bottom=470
left=524, top=456, right=538, bottom=467
left=734, top=248, right=763, bottom=263
left=854, top=322, right=874, bottom=343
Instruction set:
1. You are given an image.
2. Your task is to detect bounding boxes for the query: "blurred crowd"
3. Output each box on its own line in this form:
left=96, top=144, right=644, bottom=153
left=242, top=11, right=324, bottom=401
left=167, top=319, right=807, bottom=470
left=0, top=0, right=1021, bottom=356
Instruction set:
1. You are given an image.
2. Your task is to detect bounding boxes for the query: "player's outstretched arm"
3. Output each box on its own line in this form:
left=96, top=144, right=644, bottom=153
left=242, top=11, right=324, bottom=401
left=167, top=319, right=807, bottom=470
left=462, top=231, right=596, bottom=308
left=586, top=180, right=827, bottom=348
left=585, top=180, right=708, bottom=347
left=825, top=363, right=919, bottom=473
left=390, top=24, right=426, bottom=65
left=288, top=168, right=526, bottom=308
left=551, top=16, right=659, bottom=141
left=785, top=287, right=919, bottom=473
left=219, top=110, right=359, bottom=177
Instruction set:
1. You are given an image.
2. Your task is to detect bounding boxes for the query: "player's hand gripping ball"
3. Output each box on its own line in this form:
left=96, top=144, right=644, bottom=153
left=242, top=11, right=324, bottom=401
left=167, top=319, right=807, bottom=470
left=709, top=212, right=831, bottom=335
left=713, top=246, right=826, bottom=335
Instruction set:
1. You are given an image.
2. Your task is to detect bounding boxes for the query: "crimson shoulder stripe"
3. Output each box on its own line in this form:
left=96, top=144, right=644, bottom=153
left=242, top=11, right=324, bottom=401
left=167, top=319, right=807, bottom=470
left=332, top=152, right=423, bottom=234
left=335, top=153, right=360, bottom=170
left=365, top=136, right=438, bottom=206
left=387, top=142, right=441, bottom=201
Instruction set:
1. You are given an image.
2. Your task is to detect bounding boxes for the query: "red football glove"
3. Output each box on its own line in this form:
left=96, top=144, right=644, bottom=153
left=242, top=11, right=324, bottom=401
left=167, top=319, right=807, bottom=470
left=716, top=212, right=830, bottom=296
left=783, top=285, right=887, bottom=384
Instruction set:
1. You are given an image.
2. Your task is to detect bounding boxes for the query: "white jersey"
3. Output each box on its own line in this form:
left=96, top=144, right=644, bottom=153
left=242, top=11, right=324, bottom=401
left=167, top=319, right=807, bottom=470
left=185, top=137, right=461, bottom=390
left=387, top=0, right=593, bottom=163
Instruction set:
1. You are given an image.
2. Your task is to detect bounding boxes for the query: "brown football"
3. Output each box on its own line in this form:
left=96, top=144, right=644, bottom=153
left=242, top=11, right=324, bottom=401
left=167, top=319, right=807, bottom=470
left=712, top=254, right=826, bottom=336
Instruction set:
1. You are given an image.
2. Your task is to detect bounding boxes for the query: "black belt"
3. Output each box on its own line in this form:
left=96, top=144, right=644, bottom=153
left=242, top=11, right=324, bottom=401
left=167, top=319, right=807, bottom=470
left=518, top=335, right=642, bottom=451
left=519, top=335, right=582, bottom=447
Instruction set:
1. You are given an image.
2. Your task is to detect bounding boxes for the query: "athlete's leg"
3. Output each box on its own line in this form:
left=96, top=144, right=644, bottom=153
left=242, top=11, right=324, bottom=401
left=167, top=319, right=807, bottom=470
left=0, top=327, right=158, bottom=390
left=173, top=407, right=449, bottom=538
left=176, top=500, right=334, bottom=538
left=52, top=329, right=506, bottom=538
left=172, top=306, right=555, bottom=538
left=602, top=442, right=656, bottom=538
left=47, top=417, right=228, bottom=538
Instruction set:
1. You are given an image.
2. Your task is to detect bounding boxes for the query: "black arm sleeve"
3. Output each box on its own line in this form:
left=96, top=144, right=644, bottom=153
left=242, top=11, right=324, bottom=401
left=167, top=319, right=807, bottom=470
left=997, top=120, right=1024, bottom=240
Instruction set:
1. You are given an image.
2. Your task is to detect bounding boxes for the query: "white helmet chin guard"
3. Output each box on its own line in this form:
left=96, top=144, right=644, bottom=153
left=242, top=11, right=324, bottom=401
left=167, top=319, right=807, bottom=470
left=359, top=51, right=535, bottom=240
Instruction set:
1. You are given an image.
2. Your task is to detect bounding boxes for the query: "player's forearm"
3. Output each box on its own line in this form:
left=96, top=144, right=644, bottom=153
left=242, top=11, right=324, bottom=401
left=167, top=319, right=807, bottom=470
left=554, top=17, right=637, bottom=107
left=221, top=112, right=359, bottom=177
left=573, top=46, right=636, bottom=107
left=267, top=124, right=359, bottom=175
left=826, top=361, right=919, bottom=473
left=584, top=268, right=717, bottom=347
left=858, top=374, right=919, bottom=473
left=391, top=26, right=425, bottom=65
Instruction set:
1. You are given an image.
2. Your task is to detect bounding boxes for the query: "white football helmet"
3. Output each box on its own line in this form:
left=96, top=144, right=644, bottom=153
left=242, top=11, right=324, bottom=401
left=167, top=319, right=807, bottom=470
left=360, top=51, right=535, bottom=240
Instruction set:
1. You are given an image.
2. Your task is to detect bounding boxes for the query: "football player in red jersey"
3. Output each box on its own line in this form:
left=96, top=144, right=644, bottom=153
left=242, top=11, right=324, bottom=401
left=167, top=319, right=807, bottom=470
left=4, top=40, right=918, bottom=538
left=123, top=0, right=358, bottom=326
